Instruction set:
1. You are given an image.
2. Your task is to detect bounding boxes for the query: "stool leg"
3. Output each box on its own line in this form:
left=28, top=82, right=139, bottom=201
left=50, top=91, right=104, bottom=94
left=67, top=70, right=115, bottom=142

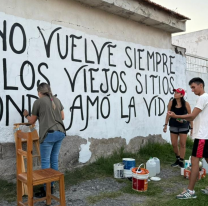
left=17, top=179, right=23, bottom=205
left=34, top=140, right=41, bottom=163
left=27, top=184, right=33, bottom=206
left=59, top=175, right=66, bottom=206
left=46, top=182, right=51, bottom=205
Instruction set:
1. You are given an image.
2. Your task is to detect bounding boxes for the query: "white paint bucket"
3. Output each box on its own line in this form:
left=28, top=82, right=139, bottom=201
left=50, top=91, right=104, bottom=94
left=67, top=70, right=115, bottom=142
left=181, top=168, right=185, bottom=176
left=114, top=163, right=124, bottom=178
left=202, top=158, right=208, bottom=174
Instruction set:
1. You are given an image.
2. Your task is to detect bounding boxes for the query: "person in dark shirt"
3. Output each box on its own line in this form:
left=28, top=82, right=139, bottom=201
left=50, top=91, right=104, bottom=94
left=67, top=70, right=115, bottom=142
left=163, top=88, right=193, bottom=168
left=23, top=82, right=66, bottom=197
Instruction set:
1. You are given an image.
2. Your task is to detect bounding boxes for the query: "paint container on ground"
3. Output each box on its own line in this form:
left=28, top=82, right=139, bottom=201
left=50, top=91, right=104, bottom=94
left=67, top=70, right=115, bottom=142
left=114, top=163, right=124, bottom=178
left=146, top=158, right=156, bottom=177
left=122, top=158, right=136, bottom=178
left=202, top=158, right=208, bottom=174
left=184, top=156, right=191, bottom=169
left=153, top=157, right=160, bottom=174
left=132, top=164, right=149, bottom=192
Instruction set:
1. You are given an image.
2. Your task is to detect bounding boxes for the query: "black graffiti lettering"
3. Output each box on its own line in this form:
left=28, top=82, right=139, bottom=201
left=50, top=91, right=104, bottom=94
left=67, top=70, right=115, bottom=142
left=158, top=97, right=165, bottom=116
left=162, top=53, right=169, bottom=75
left=65, top=95, right=84, bottom=130
left=124, top=46, right=132, bottom=68
left=169, top=76, right=174, bottom=94
left=147, top=51, right=155, bottom=71
left=89, top=68, right=99, bottom=93
left=26, top=94, right=38, bottom=115
left=134, top=48, right=136, bottom=69
left=0, top=97, right=3, bottom=121
left=162, top=77, right=169, bottom=95
left=85, top=38, right=95, bottom=64
left=108, top=44, right=116, bottom=67
left=20, top=61, right=35, bottom=90
left=80, top=96, right=99, bottom=131
left=145, top=74, right=147, bottom=94
left=158, top=76, right=161, bottom=94
left=70, top=34, right=82, bottom=62
left=83, top=68, right=87, bottom=92
left=3, top=58, right=18, bottom=90
left=119, top=71, right=127, bottom=93
left=135, top=73, right=143, bottom=94
left=0, top=20, right=7, bottom=51
left=37, top=62, right=50, bottom=86
left=91, top=40, right=111, bottom=64
left=100, top=97, right=110, bottom=119
left=143, top=95, right=158, bottom=117
left=138, top=49, right=145, bottom=70
left=110, top=71, right=119, bottom=93
left=64, top=65, right=87, bottom=92
left=100, top=69, right=109, bottom=93
left=9, top=23, right=26, bottom=54
left=126, top=97, right=136, bottom=123
left=38, top=26, right=61, bottom=58
left=149, top=75, right=158, bottom=94
left=120, top=97, right=128, bottom=118
left=156, top=52, right=161, bottom=72
left=170, top=56, right=175, bottom=74
left=6, top=95, right=24, bottom=126
left=57, top=33, right=68, bottom=59
left=154, top=99, right=157, bottom=116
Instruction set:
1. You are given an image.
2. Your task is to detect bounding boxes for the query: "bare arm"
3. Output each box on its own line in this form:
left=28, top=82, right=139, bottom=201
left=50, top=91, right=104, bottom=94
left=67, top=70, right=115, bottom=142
left=61, top=110, right=64, bottom=120
left=23, top=109, right=37, bottom=124
left=163, top=101, right=172, bottom=133
left=26, top=115, right=38, bottom=124
left=186, top=102, right=193, bottom=128
left=168, top=107, right=201, bottom=121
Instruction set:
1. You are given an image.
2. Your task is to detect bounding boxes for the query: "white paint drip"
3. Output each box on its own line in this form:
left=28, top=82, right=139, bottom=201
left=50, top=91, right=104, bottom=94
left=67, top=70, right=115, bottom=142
left=79, top=140, right=92, bottom=163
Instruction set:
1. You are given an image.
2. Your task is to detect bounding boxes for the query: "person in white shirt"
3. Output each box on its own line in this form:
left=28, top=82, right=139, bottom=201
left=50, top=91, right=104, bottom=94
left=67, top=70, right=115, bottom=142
left=168, top=77, right=208, bottom=199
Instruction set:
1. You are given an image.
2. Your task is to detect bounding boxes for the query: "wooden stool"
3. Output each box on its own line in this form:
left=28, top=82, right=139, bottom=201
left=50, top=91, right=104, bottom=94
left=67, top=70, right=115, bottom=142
left=16, top=130, right=66, bottom=206
left=14, top=123, right=41, bottom=196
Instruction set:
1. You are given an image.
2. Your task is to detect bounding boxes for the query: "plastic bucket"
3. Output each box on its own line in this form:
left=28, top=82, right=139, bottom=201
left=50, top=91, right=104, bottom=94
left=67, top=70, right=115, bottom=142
left=114, top=163, right=124, bottom=178
left=132, top=164, right=149, bottom=192
left=122, top=158, right=136, bottom=170
left=122, top=158, right=136, bottom=178
left=202, top=158, right=208, bottom=174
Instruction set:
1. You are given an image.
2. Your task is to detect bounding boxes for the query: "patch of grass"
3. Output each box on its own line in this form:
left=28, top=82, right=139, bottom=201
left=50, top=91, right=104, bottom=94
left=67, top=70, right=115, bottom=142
left=186, top=136, right=194, bottom=149
left=87, top=191, right=122, bottom=204
left=0, top=179, right=16, bottom=202
left=64, top=147, right=140, bottom=187
left=138, top=143, right=174, bottom=163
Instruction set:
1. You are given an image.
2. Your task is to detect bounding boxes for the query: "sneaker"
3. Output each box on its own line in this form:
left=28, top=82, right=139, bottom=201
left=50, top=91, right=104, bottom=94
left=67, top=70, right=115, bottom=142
left=176, top=189, right=197, bottom=199
left=171, top=159, right=179, bottom=167
left=178, top=160, right=184, bottom=168
left=201, top=187, right=208, bottom=195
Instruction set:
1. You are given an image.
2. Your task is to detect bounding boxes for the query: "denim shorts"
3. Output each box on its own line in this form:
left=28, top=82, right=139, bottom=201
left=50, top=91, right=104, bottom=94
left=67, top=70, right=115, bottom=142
left=169, top=126, right=189, bottom=134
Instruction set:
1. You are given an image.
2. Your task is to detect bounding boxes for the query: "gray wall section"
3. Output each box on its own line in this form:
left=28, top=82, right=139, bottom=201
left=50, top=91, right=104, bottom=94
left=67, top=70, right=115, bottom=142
left=0, top=134, right=166, bottom=181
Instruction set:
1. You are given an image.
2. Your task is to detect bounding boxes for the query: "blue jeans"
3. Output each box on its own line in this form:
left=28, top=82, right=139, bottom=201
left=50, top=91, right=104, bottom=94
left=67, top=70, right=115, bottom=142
left=40, top=131, right=65, bottom=188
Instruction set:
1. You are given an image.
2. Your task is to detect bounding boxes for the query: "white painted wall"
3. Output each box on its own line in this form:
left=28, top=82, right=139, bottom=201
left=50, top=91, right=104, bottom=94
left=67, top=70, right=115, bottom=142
left=0, top=0, right=187, bottom=163
left=172, top=29, right=208, bottom=59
